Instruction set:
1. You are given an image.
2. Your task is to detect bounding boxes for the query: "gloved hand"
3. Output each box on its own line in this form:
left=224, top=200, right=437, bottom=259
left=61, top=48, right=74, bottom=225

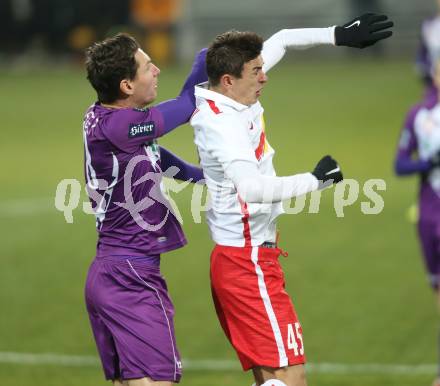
left=335, top=13, right=393, bottom=48
left=430, top=149, right=440, bottom=168
left=312, top=155, right=343, bottom=189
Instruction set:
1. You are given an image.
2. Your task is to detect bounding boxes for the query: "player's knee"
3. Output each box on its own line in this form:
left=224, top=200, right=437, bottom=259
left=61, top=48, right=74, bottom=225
left=285, top=364, right=307, bottom=386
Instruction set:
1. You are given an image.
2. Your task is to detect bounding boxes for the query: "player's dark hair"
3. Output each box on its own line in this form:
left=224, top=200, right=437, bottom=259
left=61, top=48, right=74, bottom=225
left=207, top=30, right=264, bottom=87
left=85, top=33, right=140, bottom=104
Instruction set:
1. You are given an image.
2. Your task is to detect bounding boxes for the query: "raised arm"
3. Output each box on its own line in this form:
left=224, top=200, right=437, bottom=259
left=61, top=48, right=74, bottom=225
left=102, top=50, right=207, bottom=154
left=262, top=27, right=335, bottom=72
left=262, top=13, right=393, bottom=73
left=154, top=48, right=208, bottom=133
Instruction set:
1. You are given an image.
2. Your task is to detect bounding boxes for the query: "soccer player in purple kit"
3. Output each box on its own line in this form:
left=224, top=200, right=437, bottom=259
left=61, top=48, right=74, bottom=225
left=395, top=59, right=440, bottom=386
left=82, top=33, right=206, bottom=385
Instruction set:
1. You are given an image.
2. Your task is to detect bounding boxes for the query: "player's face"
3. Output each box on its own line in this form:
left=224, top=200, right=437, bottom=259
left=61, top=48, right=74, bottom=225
left=131, top=49, right=161, bottom=106
left=231, top=55, right=268, bottom=106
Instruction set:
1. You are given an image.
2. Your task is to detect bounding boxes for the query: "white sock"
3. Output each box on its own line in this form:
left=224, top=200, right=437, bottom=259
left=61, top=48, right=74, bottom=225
left=261, top=380, right=287, bottom=386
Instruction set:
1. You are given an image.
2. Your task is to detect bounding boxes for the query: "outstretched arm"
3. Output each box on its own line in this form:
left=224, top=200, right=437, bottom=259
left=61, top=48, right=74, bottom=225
left=263, top=13, right=393, bottom=73
left=262, top=27, right=335, bottom=72
left=225, top=155, right=343, bottom=203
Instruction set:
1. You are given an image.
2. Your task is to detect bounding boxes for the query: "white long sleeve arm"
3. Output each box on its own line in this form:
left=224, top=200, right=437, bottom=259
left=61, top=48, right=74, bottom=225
left=225, top=160, right=319, bottom=203
left=262, top=27, right=336, bottom=73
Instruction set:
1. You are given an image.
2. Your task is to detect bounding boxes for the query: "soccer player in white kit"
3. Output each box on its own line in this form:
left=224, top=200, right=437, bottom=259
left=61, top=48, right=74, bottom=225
left=191, top=15, right=393, bottom=386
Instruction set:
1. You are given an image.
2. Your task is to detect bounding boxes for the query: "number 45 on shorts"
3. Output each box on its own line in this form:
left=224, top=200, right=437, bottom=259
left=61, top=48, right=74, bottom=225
left=287, top=322, right=304, bottom=356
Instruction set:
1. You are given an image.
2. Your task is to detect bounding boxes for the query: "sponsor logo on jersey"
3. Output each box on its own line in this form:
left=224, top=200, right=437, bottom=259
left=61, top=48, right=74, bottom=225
left=129, top=122, right=155, bottom=138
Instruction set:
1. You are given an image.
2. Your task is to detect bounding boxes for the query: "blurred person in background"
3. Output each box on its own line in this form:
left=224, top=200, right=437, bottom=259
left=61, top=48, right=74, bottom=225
left=130, top=0, right=182, bottom=64
left=83, top=33, right=206, bottom=386
left=191, top=14, right=393, bottom=386
left=395, top=59, right=440, bottom=386
left=416, top=0, right=440, bottom=103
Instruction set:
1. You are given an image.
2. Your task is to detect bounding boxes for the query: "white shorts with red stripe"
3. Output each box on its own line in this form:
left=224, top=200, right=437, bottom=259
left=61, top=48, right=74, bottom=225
left=210, top=244, right=305, bottom=371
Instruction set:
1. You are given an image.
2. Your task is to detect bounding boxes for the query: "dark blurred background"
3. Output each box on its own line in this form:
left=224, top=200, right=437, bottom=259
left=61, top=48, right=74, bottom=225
left=0, top=0, right=436, bottom=66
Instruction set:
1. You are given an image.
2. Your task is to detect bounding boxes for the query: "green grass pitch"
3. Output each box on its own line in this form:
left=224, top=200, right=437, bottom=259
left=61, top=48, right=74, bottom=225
left=0, top=58, right=438, bottom=386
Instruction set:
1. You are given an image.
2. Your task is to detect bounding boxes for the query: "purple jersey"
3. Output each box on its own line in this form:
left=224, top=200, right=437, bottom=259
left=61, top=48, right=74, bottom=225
left=395, top=96, right=440, bottom=222
left=83, top=49, right=207, bottom=258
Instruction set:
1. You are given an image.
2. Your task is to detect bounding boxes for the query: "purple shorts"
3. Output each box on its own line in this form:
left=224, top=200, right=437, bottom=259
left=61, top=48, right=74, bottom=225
left=418, top=219, right=440, bottom=289
left=85, top=256, right=182, bottom=382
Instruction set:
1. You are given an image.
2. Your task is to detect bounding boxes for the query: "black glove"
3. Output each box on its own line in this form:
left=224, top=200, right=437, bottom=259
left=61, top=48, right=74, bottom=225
left=312, top=155, right=343, bottom=189
left=335, top=13, right=393, bottom=48
left=430, top=150, right=440, bottom=168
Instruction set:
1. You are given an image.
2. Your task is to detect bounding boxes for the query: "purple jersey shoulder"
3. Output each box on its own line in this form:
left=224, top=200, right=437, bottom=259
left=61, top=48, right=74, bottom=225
left=86, top=103, right=165, bottom=153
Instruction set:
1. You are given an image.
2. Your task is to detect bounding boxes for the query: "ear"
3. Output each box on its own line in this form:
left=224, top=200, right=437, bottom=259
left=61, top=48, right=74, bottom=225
left=219, top=74, right=234, bottom=90
left=120, top=79, right=134, bottom=96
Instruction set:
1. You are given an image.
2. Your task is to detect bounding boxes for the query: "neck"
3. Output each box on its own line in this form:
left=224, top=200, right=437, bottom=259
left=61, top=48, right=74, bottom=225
left=100, top=103, right=121, bottom=109
left=209, top=85, right=247, bottom=106
left=100, top=98, right=143, bottom=109
left=208, top=84, right=224, bottom=96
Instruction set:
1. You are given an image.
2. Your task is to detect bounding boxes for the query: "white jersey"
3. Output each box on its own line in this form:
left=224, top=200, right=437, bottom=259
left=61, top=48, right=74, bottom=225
left=191, top=86, right=283, bottom=247
left=190, top=27, right=335, bottom=247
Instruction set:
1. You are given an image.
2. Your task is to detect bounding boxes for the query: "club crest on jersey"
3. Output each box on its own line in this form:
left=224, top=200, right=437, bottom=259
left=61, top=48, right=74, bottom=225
left=129, top=122, right=155, bottom=138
